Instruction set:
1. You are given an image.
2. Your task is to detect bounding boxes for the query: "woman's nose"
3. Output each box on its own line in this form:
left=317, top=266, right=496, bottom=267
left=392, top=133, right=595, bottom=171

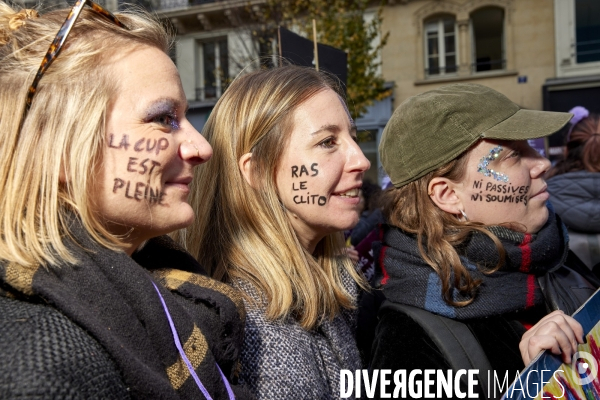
left=530, top=153, right=551, bottom=178
left=179, top=126, right=213, bottom=165
left=346, top=140, right=371, bottom=173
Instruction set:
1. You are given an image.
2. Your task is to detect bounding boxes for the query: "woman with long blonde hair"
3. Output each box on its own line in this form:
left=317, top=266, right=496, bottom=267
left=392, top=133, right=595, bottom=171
left=0, top=2, right=248, bottom=398
left=184, top=65, right=370, bottom=398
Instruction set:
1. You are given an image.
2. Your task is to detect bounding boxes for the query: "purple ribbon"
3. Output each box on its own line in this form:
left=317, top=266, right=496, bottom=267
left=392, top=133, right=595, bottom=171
left=152, top=281, right=235, bottom=400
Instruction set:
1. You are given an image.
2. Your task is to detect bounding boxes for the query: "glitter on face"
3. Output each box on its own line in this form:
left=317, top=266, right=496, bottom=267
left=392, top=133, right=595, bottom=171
left=145, top=99, right=181, bottom=131
left=477, top=145, right=509, bottom=182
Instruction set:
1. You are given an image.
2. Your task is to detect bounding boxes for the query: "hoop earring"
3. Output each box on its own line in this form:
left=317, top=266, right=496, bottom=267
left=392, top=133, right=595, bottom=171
left=460, top=209, right=469, bottom=222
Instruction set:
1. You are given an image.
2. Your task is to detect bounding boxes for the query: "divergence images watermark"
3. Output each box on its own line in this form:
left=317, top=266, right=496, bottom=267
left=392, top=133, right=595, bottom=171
left=340, top=355, right=599, bottom=399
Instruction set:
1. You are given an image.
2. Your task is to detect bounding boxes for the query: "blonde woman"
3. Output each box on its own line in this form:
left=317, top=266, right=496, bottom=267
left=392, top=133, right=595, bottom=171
left=184, top=65, right=370, bottom=398
left=0, top=2, right=248, bottom=398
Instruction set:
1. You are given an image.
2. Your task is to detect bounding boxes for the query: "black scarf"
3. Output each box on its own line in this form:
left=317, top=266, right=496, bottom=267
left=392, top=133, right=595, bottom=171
left=0, top=220, right=248, bottom=399
left=373, top=207, right=569, bottom=320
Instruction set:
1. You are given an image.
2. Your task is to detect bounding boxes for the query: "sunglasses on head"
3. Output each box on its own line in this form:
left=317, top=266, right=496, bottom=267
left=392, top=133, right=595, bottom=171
left=25, top=0, right=128, bottom=113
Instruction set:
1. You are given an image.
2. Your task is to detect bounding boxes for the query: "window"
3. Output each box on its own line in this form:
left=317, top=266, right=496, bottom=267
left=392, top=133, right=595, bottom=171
left=471, top=7, right=505, bottom=72
left=196, top=38, right=229, bottom=101
left=424, top=16, right=457, bottom=76
left=575, top=0, right=600, bottom=63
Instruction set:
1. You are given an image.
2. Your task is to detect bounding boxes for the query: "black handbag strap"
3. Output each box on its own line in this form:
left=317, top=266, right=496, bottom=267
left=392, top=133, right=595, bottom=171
left=379, top=301, right=491, bottom=399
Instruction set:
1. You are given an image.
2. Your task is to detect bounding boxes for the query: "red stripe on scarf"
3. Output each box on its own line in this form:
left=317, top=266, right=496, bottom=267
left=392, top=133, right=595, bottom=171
left=380, top=246, right=390, bottom=285
left=518, top=233, right=532, bottom=272
left=521, top=322, right=534, bottom=330
left=526, top=274, right=536, bottom=309
left=519, top=234, right=536, bottom=309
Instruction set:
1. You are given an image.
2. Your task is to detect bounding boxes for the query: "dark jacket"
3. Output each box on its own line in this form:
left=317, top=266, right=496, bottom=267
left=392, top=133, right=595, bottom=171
left=350, top=209, right=385, bottom=246
left=0, top=222, right=250, bottom=400
left=548, top=171, right=600, bottom=268
left=367, top=213, right=598, bottom=400
left=370, top=305, right=532, bottom=399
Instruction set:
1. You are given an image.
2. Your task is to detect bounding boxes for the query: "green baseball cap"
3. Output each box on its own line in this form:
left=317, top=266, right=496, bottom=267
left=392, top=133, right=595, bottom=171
left=379, top=83, right=572, bottom=188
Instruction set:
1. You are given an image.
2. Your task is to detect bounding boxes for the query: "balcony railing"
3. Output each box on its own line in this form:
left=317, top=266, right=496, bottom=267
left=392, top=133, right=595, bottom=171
left=472, top=59, right=505, bottom=73
left=20, top=0, right=63, bottom=10
left=195, top=86, right=219, bottom=102
left=424, top=65, right=458, bottom=77
left=576, top=39, right=600, bottom=64
left=155, top=0, right=215, bottom=11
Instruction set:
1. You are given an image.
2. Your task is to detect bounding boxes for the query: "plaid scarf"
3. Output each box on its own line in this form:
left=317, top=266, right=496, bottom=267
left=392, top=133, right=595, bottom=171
left=374, top=207, right=569, bottom=320
left=0, top=219, right=249, bottom=399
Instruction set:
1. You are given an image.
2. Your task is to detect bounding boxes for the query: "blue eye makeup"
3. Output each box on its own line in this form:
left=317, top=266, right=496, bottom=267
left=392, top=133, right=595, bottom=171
left=477, top=145, right=509, bottom=183
left=145, top=99, right=181, bottom=131
left=153, top=113, right=179, bottom=130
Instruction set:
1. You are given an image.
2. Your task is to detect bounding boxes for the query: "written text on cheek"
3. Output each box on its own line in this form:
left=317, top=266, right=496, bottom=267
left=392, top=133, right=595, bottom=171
left=470, top=180, right=530, bottom=205
left=112, top=179, right=166, bottom=205
left=108, top=133, right=168, bottom=206
left=108, top=134, right=169, bottom=155
left=291, top=163, right=327, bottom=206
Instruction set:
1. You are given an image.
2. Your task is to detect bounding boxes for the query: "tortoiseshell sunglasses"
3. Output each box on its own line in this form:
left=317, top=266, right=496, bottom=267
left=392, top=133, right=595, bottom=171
left=25, top=0, right=128, bottom=112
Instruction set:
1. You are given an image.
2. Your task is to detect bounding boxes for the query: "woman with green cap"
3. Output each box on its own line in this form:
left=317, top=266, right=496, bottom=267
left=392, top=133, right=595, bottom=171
left=369, top=83, right=599, bottom=397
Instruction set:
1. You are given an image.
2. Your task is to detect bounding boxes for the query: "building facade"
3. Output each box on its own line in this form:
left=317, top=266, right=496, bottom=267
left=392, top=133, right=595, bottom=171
left=545, top=0, right=600, bottom=154
left=380, top=0, right=599, bottom=159
left=157, top=0, right=392, bottom=183
left=156, top=0, right=600, bottom=174
left=382, top=0, right=552, bottom=110
left=17, top=0, right=600, bottom=172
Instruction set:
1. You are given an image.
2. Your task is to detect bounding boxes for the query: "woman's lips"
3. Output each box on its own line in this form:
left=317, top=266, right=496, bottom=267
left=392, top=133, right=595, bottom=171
left=165, top=176, right=192, bottom=192
left=332, top=195, right=361, bottom=205
left=332, top=186, right=362, bottom=205
left=530, top=186, right=549, bottom=200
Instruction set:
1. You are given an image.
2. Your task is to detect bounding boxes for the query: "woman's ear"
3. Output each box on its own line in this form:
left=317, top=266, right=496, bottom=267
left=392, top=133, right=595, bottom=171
left=238, top=153, right=254, bottom=187
left=428, top=177, right=464, bottom=215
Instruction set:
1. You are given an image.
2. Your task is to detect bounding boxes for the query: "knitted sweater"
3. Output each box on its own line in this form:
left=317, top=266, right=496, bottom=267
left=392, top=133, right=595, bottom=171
left=236, top=271, right=362, bottom=399
left=0, top=296, right=131, bottom=399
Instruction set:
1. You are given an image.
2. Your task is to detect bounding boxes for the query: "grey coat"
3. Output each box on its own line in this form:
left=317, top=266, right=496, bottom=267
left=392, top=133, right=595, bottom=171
left=235, top=270, right=362, bottom=400
left=548, top=170, right=600, bottom=268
